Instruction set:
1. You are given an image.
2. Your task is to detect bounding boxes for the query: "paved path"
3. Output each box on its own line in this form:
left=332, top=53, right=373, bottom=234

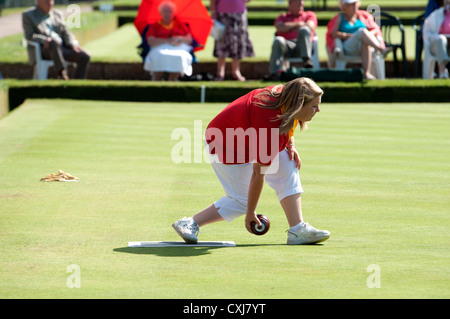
left=0, top=12, right=22, bottom=38
left=0, top=4, right=93, bottom=39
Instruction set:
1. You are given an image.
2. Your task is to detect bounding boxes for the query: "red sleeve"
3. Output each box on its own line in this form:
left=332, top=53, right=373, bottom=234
left=274, top=13, right=286, bottom=27
left=326, top=14, right=339, bottom=53
left=304, top=11, right=318, bottom=28
left=205, top=93, right=252, bottom=164
left=146, top=22, right=160, bottom=37
left=250, top=104, right=288, bottom=166
left=172, top=19, right=191, bottom=36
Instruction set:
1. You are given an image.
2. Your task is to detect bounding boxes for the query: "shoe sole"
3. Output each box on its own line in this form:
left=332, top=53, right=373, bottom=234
left=287, top=234, right=330, bottom=245
left=171, top=223, right=198, bottom=244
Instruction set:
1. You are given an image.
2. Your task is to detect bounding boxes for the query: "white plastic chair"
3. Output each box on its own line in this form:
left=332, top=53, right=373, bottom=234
left=422, top=40, right=438, bottom=79
left=26, top=40, right=75, bottom=80
left=26, top=40, right=55, bottom=80
left=327, top=38, right=386, bottom=79
left=286, top=36, right=320, bottom=69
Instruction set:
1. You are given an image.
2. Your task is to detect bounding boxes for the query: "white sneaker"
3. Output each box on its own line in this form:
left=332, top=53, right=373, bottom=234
left=172, top=217, right=199, bottom=244
left=286, top=222, right=330, bottom=245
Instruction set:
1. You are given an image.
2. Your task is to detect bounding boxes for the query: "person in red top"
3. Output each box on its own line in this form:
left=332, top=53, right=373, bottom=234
left=172, top=78, right=331, bottom=245
left=205, top=85, right=290, bottom=165
left=268, top=0, right=318, bottom=79
left=146, top=16, right=191, bottom=39
left=143, top=1, right=194, bottom=81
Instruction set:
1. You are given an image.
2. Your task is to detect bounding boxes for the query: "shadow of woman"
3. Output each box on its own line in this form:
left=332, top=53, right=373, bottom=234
left=113, top=246, right=223, bottom=257
left=113, top=243, right=286, bottom=257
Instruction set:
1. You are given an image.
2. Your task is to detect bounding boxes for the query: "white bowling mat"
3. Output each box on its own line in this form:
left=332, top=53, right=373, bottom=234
left=128, top=241, right=236, bottom=248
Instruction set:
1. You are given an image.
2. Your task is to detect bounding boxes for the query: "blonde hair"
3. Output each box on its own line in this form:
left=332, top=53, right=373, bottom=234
left=254, top=77, right=323, bottom=135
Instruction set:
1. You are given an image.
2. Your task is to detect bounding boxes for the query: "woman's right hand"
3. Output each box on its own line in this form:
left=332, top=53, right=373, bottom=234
left=245, top=211, right=261, bottom=234
left=340, top=32, right=352, bottom=40
left=245, top=163, right=266, bottom=233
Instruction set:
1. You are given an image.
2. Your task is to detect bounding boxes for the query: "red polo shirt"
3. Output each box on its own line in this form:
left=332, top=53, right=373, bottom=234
left=205, top=86, right=291, bottom=165
left=275, top=11, right=317, bottom=41
left=147, top=18, right=191, bottom=38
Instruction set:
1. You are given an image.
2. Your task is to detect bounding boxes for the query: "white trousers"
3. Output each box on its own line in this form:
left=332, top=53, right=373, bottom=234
left=343, top=28, right=382, bottom=56
left=211, top=150, right=304, bottom=222
left=430, top=34, right=450, bottom=64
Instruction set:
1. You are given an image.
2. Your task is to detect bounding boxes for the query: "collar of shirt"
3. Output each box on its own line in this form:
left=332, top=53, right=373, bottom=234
left=287, top=11, right=304, bottom=18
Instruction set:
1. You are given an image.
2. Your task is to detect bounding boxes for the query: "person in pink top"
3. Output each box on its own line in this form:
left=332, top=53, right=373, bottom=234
left=423, top=0, right=450, bottom=78
left=326, top=0, right=389, bottom=80
left=210, top=0, right=254, bottom=81
left=268, top=0, right=318, bottom=79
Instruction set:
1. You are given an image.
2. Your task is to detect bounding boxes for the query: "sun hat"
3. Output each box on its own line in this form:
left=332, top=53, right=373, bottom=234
left=342, top=0, right=359, bottom=3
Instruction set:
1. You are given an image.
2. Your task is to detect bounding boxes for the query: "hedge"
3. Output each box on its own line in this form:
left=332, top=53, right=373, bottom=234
left=0, top=79, right=448, bottom=119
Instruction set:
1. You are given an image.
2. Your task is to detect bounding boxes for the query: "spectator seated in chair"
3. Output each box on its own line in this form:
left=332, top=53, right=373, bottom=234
left=141, top=1, right=196, bottom=81
left=326, top=0, right=390, bottom=80
left=22, top=0, right=90, bottom=80
left=422, top=0, right=450, bottom=79
left=268, top=0, right=318, bottom=80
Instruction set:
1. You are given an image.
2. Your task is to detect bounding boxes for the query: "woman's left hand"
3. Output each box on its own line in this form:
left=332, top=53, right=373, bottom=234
left=287, top=147, right=301, bottom=170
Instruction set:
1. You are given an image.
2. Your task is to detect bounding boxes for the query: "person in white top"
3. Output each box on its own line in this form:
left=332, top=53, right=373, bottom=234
left=423, top=0, right=450, bottom=78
